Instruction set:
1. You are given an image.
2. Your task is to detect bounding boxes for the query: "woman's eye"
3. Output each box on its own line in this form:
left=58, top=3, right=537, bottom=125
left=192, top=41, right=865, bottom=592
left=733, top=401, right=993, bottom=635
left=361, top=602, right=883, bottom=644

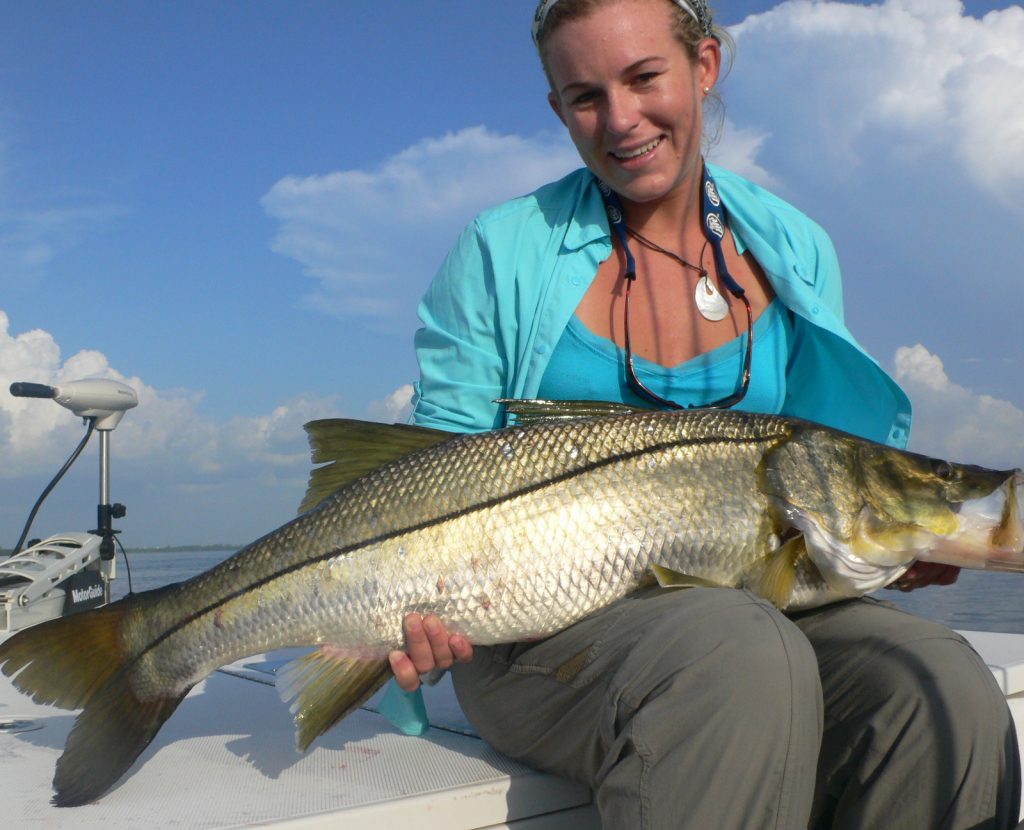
left=571, top=91, right=599, bottom=106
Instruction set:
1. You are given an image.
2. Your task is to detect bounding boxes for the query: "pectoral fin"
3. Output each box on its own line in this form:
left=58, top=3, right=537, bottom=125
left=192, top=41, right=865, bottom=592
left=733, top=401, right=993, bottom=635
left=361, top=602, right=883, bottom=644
left=756, top=534, right=806, bottom=608
left=277, top=647, right=391, bottom=751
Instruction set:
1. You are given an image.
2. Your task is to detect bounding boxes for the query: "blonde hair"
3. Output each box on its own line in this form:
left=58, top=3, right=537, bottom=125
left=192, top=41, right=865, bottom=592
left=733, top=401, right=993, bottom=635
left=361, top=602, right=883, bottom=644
left=534, top=0, right=733, bottom=146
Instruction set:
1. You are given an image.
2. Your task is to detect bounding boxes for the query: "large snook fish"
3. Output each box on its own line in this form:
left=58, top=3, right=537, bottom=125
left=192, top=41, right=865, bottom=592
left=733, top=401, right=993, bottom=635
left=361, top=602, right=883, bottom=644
left=1, top=401, right=1022, bottom=806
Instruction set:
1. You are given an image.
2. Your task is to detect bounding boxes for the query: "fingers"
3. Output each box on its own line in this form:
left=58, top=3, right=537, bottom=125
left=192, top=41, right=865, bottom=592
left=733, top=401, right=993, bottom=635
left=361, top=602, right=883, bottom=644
left=389, top=614, right=474, bottom=693
left=903, top=562, right=958, bottom=588
left=450, top=633, right=473, bottom=663
left=888, top=563, right=962, bottom=592
left=389, top=650, right=421, bottom=692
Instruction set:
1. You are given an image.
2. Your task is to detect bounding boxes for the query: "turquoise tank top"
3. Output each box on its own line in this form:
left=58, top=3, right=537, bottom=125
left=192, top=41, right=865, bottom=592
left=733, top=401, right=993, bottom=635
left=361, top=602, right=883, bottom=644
left=537, top=300, right=794, bottom=413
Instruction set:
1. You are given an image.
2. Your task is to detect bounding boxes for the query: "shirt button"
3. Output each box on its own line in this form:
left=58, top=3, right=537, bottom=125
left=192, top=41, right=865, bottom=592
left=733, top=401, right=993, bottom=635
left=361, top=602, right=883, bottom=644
left=811, top=305, right=820, bottom=314
left=536, top=343, right=550, bottom=355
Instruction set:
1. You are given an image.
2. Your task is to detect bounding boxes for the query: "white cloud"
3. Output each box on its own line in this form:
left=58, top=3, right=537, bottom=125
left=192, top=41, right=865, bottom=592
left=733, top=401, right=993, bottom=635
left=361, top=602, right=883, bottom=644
left=261, top=126, right=580, bottom=323
left=707, top=119, right=779, bottom=188
left=365, top=383, right=414, bottom=424
left=0, top=309, right=340, bottom=478
left=719, top=0, right=1024, bottom=414
left=0, top=310, right=429, bottom=543
left=892, top=343, right=1024, bottom=469
left=729, top=0, right=1024, bottom=209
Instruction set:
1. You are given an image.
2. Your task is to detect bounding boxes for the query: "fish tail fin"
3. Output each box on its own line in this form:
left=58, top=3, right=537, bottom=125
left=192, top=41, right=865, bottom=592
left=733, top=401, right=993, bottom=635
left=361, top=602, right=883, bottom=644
left=277, top=647, right=392, bottom=751
left=53, top=670, right=191, bottom=806
left=0, top=602, right=128, bottom=710
left=0, top=598, right=190, bottom=806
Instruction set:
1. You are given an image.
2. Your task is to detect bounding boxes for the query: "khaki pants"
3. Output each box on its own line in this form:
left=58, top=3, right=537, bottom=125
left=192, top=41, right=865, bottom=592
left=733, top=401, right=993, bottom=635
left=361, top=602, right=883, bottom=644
left=452, top=588, right=1021, bottom=829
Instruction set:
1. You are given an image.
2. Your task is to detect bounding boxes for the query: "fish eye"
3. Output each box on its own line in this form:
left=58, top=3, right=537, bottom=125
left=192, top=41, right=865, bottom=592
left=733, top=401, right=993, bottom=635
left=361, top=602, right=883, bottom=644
left=933, top=461, right=954, bottom=480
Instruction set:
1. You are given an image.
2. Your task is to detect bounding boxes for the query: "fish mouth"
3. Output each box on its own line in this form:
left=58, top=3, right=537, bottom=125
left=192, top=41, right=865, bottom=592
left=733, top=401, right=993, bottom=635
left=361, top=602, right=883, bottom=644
left=609, top=137, right=664, bottom=161
left=926, top=471, right=1024, bottom=571
left=772, top=500, right=909, bottom=595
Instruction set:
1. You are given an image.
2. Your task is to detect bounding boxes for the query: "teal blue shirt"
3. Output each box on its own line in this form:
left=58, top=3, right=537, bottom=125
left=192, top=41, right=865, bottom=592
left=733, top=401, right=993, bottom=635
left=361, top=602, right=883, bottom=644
left=411, top=164, right=911, bottom=446
left=538, top=300, right=793, bottom=413
left=383, top=165, right=913, bottom=737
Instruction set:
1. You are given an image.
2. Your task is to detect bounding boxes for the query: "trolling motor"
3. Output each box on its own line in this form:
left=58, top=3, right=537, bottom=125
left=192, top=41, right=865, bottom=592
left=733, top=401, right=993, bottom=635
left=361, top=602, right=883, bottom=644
left=1, top=379, right=138, bottom=631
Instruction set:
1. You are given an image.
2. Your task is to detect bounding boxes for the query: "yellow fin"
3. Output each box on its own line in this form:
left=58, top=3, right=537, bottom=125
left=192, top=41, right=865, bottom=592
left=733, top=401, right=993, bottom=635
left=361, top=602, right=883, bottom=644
left=0, top=598, right=191, bottom=806
left=992, top=475, right=1022, bottom=553
left=757, top=535, right=805, bottom=608
left=277, top=647, right=391, bottom=751
left=649, top=563, right=724, bottom=590
left=54, top=668, right=189, bottom=807
left=0, top=602, right=126, bottom=710
left=300, top=419, right=454, bottom=513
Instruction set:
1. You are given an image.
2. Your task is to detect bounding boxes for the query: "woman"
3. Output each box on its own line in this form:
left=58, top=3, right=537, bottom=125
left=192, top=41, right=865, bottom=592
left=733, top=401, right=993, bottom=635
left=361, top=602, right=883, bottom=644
left=389, top=1, right=1021, bottom=827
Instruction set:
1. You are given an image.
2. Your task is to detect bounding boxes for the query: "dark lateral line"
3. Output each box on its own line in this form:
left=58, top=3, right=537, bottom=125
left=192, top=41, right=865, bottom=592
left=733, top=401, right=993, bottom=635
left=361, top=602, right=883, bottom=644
left=140, top=431, right=766, bottom=656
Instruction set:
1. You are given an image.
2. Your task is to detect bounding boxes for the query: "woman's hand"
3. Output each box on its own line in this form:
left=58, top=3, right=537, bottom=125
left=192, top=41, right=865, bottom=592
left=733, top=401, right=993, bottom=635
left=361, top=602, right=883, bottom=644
left=888, top=562, right=961, bottom=592
left=388, top=613, right=473, bottom=692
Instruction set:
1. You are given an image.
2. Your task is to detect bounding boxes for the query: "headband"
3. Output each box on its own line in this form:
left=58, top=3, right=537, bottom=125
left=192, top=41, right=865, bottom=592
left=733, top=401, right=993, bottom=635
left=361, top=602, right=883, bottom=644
left=532, top=0, right=714, bottom=44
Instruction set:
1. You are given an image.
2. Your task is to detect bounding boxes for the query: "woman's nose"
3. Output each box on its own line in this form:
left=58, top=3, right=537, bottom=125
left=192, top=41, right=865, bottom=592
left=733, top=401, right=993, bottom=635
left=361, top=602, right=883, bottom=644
left=605, top=89, right=641, bottom=136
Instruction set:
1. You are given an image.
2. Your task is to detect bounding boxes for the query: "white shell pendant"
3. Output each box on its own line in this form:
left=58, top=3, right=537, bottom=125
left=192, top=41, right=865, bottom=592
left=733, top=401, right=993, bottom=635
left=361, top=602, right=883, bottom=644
left=695, top=275, right=729, bottom=321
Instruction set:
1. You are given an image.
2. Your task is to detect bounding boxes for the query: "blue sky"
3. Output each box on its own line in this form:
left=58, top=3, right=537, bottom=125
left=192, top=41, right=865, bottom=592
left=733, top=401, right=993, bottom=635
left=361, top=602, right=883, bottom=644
left=1, top=0, right=1022, bottom=547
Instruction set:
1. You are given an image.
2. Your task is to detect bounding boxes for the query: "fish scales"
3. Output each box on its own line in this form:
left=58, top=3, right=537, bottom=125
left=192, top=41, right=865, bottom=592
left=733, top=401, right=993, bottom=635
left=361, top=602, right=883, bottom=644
left=3, top=403, right=1021, bottom=806
left=129, top=409, right=793, bottom=688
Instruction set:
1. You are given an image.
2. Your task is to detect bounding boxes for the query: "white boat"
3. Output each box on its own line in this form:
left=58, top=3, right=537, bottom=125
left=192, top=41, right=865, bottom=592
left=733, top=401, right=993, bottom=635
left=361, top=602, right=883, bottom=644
left=2, top=615, right=1022, bottom=827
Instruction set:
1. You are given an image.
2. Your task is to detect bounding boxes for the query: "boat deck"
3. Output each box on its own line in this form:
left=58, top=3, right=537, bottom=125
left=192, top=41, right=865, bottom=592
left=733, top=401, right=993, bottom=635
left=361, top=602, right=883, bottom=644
left=2, top=633, right=1022, bottom=827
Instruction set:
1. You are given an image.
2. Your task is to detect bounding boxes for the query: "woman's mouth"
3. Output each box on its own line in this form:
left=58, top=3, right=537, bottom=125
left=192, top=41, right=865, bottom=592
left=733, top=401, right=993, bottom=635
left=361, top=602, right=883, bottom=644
left=610, top=137, right=663, bottom=161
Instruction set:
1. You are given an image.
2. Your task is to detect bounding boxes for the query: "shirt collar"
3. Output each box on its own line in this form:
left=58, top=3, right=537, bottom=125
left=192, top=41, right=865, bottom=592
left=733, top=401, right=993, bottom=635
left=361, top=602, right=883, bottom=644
left=558, top=166, right=797, bottom=286
left=562, top=173, right=612, bottom=252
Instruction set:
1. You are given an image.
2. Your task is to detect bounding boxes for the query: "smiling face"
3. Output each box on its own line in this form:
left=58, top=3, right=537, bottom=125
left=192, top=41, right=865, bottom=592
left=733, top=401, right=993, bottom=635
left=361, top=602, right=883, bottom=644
left=543, top=0, right=720, bottom=216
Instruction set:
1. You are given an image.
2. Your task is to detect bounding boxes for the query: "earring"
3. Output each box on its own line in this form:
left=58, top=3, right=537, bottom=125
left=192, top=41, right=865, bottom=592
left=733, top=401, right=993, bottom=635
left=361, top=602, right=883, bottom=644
left=703, top=87, right=711, bottom=95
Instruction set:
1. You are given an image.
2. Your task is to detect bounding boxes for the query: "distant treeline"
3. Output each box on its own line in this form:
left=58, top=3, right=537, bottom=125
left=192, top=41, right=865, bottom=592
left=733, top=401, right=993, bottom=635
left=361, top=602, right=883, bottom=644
left=0, top=543, right=240, bottom=557
left=125, top=544, right=241, bottom=553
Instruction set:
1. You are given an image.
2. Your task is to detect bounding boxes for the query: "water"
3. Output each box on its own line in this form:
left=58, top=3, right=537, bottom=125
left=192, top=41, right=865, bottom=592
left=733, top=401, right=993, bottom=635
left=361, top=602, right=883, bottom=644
left=110, top=548, right=236, bottom=601
left=872, top=570, right=1023, bottom=635
left=109, top=548, right=1023, bottom=635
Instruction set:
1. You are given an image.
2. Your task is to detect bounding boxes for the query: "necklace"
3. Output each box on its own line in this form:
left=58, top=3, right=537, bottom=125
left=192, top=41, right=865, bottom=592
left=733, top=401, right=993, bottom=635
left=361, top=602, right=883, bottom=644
left=625, top=228, right=730, bottom=322
left=594, top=165, right=753, bottom=410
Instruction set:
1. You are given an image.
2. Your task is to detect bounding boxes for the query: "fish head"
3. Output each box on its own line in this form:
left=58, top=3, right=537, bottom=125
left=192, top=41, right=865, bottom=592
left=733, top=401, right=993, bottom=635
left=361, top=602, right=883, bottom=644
left=854, top=444, right=1023, bottom=569
left=762, top=427, right=1023, bottom=595
left=913, top=463, right=1024, bottom=572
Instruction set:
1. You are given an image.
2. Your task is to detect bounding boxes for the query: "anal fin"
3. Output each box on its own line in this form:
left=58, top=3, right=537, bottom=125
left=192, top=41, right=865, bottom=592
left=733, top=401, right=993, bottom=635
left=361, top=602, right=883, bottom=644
left=650, top=563, right=724, bottom=590
left=277, top=647, right=391, bottom=751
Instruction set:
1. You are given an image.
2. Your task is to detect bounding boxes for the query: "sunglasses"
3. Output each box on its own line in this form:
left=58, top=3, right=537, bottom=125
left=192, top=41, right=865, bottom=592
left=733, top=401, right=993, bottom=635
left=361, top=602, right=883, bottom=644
left=621, top=270, right=753, bottom=411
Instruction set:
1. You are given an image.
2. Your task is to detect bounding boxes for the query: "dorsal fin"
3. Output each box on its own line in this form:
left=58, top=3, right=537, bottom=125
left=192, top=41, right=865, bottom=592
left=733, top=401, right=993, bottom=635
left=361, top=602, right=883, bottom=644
left=500, top=398, right=646, bottom=427
left=299, top=419, right=454, bottom=513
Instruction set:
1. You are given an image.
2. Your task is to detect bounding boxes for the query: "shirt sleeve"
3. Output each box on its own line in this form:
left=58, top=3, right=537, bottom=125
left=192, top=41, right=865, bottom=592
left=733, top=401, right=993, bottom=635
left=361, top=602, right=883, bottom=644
left=807, top=223, right=844, bottom=319
left=781, top=225, right=911, bottom=449
left=410, top=219, right=510, bottom=433
left=782, top=217, right=843, bottom=387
